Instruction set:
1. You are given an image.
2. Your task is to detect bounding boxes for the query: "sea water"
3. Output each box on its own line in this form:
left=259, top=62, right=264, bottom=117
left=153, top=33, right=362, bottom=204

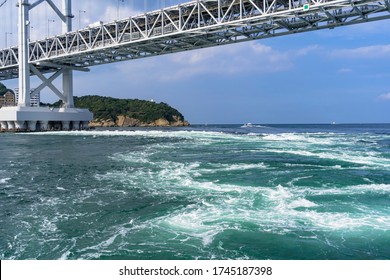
left=0, top=124, right=389, bottom=259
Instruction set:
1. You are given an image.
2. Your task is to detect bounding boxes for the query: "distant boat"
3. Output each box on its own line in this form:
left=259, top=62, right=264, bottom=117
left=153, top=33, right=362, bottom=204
left=242, top=123, right=254, bottom=127
left=331, top=122, right=336, bottom=125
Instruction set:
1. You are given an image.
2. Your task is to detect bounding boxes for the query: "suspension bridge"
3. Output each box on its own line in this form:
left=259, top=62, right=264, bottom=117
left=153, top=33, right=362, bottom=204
left=0, top=0, right=389, bottom=131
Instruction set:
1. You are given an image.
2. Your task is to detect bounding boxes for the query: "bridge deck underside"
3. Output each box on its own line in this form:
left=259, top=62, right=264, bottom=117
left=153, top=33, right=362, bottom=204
left=1, top=0, right=390, bottom=80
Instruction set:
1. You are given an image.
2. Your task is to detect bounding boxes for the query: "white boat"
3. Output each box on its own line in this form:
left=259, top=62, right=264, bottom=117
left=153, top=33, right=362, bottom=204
left=242, top=123, right=254, bottom=127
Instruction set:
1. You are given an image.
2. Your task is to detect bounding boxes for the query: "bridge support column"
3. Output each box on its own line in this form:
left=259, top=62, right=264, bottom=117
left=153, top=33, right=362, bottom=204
left=62, top=0, right=74, bottom=108
left=7, top=121, right=15, bottom=131
left=15, top=121, right=26, bottom=131
left=63, top=70, right=74, bottom=108
left=17, top=0, right=31, bottom=107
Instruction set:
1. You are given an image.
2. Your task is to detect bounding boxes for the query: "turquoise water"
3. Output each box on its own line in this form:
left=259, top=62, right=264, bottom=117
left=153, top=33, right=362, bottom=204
left=0, top=124, right=389, bottom=260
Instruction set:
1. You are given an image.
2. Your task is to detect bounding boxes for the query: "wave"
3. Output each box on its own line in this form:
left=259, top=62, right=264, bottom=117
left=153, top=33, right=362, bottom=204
left=22, top=128, right=339, bottom=144
left=305, top=183, right=390, bottom=196
left=268, top=149, right=390, bottom=168
left=240, top=124, right=269, bottom=128
left=144, top=183, right=390, bottom=249
left=25, top=129, right=228, bottom=139
left=206, top=162, right=268, bottom=171
left=262, top=133, right=335, bottom=145
left=94, top=148, right=390, bottom=250
left=63, top=129, right=390, bottom=170
left=24, top=129, right=387, bottom=156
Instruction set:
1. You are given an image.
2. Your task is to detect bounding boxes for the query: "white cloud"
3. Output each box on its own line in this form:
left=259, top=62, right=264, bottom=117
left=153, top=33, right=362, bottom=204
left=159, top=42, right=293, bottom=81
left=337, top=68, right=352, bottom=73
left=294, top=45, right=320, bottom=56
left=378, top=93, right=390, bottom=101
left=331, top=44, right=390, bottom=59
left=99, top=5, right=142, bottom=24
left=109, top=39, right=323, bottom=84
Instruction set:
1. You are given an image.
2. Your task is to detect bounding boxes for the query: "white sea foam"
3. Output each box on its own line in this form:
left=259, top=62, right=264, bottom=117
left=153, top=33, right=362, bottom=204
left=261, top=185, right=390, bottom=230
left=59, top=250, right=71, bottom=260
left=262, top=133, right=335, bottom=145
left=159, top=207, right=224, bottom=246
left=289, top=198, right=318, bottom=208
left=286, top=176, right=313, bottom=187
left=285, top=163, right=343, bottom=170
left=208, top=162, right=268, bottom=171
left=0, top=178, right=11, bottom=184
left=266, top=185, right=318, bottom=210
left=27, top=129, right=232, bottom=141
left=40, top=218, right=58, bottom=234
left=307, top=183, right=390, bottom=196
left=269, top=149, right=390, bottom=168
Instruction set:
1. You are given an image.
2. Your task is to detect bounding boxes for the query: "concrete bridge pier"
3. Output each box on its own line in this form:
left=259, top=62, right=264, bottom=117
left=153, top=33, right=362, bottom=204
left=0, top=121, right=8, bottom=131
left=27, top=121, right=37, bottom=131
left=72, top=121, right=80, bottom=130
left=0, top=107, right=93, bottom=132
left=62, top=121, right=70, bottom=130
left=81, top=121, right=90, bottom=130
left=39, top=121, right=49, bottom=131
left=7, top=121, right=15, bottom=131
left=15, top=121, right=26, bottom=131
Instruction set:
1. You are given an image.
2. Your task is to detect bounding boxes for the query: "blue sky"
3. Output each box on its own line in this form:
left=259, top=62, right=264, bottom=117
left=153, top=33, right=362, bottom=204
left=1, top=0, right=390, bottom=124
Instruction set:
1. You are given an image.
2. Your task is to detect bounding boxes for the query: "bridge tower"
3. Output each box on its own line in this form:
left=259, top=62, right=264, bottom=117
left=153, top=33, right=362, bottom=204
left=62, top=0, right=74, bottom=109
left=0, top=0, right=92, bottom=132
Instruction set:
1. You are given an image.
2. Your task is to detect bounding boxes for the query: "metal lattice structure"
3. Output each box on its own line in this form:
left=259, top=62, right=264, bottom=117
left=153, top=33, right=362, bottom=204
left=1, top=0, right=390, bottom=81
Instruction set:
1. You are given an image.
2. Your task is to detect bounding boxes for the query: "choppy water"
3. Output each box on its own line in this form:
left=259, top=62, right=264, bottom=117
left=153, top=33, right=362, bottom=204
left=0, top=124, right=389, bottom=260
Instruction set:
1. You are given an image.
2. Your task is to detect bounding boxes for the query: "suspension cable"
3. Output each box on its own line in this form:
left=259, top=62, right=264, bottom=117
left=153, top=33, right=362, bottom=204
left=0, top=0, right=8, bottom=8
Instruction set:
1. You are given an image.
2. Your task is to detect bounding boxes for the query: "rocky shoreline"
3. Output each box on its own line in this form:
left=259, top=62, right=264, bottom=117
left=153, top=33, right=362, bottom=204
left=89, top=115, right=190, bottom=128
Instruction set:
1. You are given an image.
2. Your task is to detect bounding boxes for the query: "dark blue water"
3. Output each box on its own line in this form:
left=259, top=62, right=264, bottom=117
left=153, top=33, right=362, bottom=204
left=0, top=124, right=389, bottom=259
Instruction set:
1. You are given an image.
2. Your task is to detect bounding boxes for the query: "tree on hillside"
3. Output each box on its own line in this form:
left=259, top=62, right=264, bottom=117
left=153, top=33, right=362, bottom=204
left=0, top=82, right=7, bottom=96
left=48, top=95, right=186, bottom=123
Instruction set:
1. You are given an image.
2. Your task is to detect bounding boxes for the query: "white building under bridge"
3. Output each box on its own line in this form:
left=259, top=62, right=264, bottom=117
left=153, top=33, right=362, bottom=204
left=14, top=88, right=40, bottom=108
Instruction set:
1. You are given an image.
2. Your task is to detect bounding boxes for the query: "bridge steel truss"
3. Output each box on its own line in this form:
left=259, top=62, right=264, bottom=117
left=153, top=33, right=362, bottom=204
left=1, top=0, right=390, bottom=82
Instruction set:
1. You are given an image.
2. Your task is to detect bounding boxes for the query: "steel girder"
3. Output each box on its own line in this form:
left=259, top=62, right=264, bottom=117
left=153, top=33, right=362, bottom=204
left=1, top=0, right=390, bottom=80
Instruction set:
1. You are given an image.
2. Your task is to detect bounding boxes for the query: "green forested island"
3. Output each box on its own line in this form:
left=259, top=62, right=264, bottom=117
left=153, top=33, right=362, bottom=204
left=51, top=95, right=190, bottom=127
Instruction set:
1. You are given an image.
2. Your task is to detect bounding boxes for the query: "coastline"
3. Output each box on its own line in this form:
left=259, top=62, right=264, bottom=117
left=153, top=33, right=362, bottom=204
left=89, top=114, right=190, bottom=128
